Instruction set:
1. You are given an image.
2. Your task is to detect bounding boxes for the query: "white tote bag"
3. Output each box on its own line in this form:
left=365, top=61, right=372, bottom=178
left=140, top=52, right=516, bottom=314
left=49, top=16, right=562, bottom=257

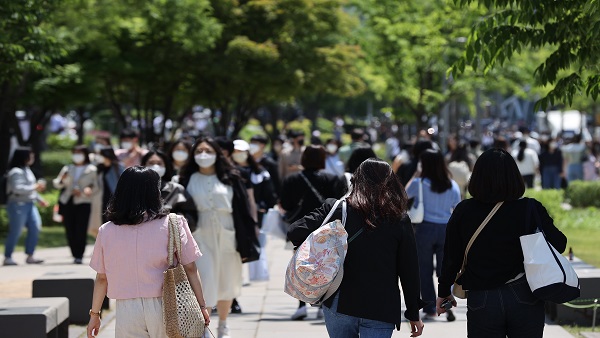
left=520, top=200, right=580, bottom=303
left=407, top=178, right=424, bottom=223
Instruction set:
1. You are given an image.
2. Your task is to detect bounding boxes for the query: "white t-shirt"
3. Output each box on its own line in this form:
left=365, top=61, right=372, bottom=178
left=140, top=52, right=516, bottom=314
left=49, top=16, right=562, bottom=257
left=511, top=148, right=539, bottom=175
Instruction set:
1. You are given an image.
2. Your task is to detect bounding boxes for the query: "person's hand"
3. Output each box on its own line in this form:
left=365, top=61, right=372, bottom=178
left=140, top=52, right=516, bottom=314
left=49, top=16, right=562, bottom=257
left=409, top=319, right=424, bottom=337
left=73, top=187, right=82, bottom=197
left=87, top=316, right=101, bottom=338
left=436, top=296, right=457, bottom=315
left=83, top=187, right=93, bottom=197
left=201, top=307, right=210, bottom=326
left=38, top=200, right=49, bottom=208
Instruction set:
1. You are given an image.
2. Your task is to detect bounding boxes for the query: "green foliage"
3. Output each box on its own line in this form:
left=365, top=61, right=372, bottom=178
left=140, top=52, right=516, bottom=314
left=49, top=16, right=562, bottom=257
left=524, top=188, right=565, bottom=222
left=453, top=0, right=600, bottom=108
left=0, top=190, right=61, bottom=235
left=564, top=181, right=600, bottom=208
left=46, top=134, right=77, bottom=150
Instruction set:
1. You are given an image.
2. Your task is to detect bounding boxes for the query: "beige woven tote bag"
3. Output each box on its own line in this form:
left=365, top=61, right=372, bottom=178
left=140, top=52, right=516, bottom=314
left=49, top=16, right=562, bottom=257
left=163, top=213, right=205, bottom=338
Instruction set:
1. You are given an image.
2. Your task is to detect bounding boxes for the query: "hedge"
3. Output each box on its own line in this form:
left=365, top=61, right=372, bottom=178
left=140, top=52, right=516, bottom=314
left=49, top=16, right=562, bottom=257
left=565, top=180, right=600, bottom=208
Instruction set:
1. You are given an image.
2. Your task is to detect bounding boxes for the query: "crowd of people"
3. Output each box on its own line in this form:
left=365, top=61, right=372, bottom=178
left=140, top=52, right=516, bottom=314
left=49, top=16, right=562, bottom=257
left=2, top=124, right=577, bottom=338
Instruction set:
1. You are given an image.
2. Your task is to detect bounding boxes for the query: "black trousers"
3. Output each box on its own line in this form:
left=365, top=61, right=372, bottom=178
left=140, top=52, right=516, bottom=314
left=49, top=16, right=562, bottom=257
left=62, top=201, right=91, bottom=259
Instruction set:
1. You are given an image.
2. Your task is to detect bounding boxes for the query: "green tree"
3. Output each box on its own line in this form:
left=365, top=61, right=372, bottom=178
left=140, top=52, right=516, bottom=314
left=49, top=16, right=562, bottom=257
left=453, top=0, right=600, bottom=108
left=192, top=0, right=367, bottom=137
left=0, top=0, right=64, bottom=173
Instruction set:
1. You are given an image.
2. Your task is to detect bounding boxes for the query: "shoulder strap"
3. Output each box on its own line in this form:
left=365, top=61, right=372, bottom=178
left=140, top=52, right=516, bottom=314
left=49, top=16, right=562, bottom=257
left=320, top=199, right=343, bottom=227
left=459, top=201, right=503, bottom=271
left=167, top=213, right=181, bottom=267
left=300, top=172, right=325, bottom=204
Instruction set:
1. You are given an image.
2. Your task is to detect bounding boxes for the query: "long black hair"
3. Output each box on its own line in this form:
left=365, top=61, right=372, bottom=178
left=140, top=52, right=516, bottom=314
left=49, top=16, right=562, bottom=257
left=105, top=166, right=168, bottom=225
left=420, top=149, right=452, bottom=193
left=347, top=158, right=408, bottom=229
left=517, top=140, right=527, bottom=162
left=9, top=147, right=32, bottom=169
left=179, top=137, right=241, bottom=187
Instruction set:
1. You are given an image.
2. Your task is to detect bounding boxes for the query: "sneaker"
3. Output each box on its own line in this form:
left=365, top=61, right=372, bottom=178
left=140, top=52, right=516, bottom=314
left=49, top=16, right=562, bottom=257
left=291, top=306, right=307, bottom=321
left=3, top=257, right=17, bottom=266
left=446, top=309, right=456, bottom=322
left=217, top=324, right=230, bottom=338
left=230, top=299, right=242, bottom=314
left=26, top=257, right=44, bottom=264
left=73, top=258, right=83, bottom=264
left=316, top=308, right=324, bottom=319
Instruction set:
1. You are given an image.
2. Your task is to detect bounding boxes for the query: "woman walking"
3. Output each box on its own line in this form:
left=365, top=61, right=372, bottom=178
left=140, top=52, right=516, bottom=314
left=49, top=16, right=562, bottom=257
left=436, top=148, right=567, bottom=338
left=89, top=147, right=124, bottom=237
left=179, top=137, right=259, bottom=338
left=288, top=159, right=425, bottom=338
left=511, top=140, right=539, bottom=188
left=405, top=149, right=461, bottom=321
left=280, top=145, right=347, bottom=320
left=53, top=145, right=98, bottom=264
left=3, top=147, right=48, bottom=266
left=87, top=166, right=209, bottom=337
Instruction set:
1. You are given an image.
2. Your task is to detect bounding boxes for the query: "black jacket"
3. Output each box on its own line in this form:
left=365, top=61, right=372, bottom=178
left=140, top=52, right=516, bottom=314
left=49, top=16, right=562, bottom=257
left=280, top=170, right=347, bottom=224
left=230, top=176, right=260, bottom=262
left=288, top=199, right=425, bottom=330
left=438, top=197, right=567, bottom=297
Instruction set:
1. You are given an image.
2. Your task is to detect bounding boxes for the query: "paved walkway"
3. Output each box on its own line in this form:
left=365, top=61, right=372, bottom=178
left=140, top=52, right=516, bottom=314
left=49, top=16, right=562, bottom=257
left=1, top=238, right=574, bottom=337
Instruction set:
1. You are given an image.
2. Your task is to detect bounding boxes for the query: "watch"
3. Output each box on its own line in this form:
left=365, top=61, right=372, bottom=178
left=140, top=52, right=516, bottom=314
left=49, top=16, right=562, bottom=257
left=89, top=309, right=101, bottom=317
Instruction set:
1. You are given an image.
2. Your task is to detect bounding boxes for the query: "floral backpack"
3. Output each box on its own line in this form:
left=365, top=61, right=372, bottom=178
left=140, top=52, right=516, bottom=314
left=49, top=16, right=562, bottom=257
left=284, top=199, right=363, bottom=306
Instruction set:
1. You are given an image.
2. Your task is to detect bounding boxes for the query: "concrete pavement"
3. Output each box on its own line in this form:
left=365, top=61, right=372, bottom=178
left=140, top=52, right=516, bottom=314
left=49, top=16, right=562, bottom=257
left=1, top=238, right=574, bottom=337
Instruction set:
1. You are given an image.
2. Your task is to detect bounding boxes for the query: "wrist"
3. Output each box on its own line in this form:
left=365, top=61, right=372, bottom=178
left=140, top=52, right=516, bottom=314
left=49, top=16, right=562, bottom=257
left=89, top=309, right=101, bottom=317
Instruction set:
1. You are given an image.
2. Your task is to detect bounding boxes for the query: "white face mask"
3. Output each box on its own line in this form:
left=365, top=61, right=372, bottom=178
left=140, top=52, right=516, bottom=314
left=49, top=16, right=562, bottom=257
left=93, top=144, right=103, bottom=153
left=195, top=153, right=217, bottom=168
left=149, top=164, right=166, bottom=177
left=248, top=143, right=261, bottom=155
left=232, top=152, right=248, bottom=164
left=326, top=144, right=338, bottom=154
left=72, top=154, right=86, bottom=164
left=549, top=142, right=558, bottom=150
left=172, top=150, right=189, bottom=162
left=95, top=155, right=105, bottom=164
left=121, top=141, right=133, bottom=150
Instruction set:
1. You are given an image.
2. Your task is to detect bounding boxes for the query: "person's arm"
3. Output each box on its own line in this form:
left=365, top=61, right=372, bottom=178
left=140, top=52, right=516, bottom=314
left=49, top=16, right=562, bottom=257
left=9, top=169, right=38, bottom=195
left=87, top=273, right=107, bottom=338
left=246, top=187, right=258, bottom=223
left=183, top=262, right=210, bottom=326
left=404, top=177, right=419, bottom=199
left=52, top=166, right=69, bottom=189
left=279, top=175, right=299, bottom=212
left=287, top=198, right=335, bottom=247
left=535, top=201, right=567, bottom=253
left=397, top=219, right=425, bottom=321
left=437, top=204, right=464, bottom=298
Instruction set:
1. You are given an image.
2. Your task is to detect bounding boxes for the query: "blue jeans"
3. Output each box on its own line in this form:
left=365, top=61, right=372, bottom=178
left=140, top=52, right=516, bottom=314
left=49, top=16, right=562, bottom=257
left=567, top=163, right=584, bottom=183
left=4, top=201, right=42, bottom=258
left=323, top=294, right=394, bottom=338
left=414, top=221, right=446, bottom=314
left=467, top=277, right=545, bottom=338
left=541, top=166, right=561, bottom=189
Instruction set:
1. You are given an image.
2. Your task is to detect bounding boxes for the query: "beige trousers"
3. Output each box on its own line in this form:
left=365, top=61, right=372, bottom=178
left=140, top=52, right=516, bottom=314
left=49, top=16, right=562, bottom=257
left=115, top=297, right=167, bottom=338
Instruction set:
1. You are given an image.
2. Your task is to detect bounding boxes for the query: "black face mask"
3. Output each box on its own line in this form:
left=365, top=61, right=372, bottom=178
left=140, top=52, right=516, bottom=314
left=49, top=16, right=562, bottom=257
left=297, top=139, right=305, bottom=146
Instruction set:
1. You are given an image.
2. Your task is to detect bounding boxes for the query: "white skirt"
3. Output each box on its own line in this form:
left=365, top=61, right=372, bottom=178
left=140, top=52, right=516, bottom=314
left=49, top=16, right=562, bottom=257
left=115, top=297, right=167, bottom=338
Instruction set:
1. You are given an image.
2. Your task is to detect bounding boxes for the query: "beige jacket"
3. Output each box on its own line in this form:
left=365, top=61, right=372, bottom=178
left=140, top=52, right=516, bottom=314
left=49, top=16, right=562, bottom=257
left=53, top=164, right=98, bottom=204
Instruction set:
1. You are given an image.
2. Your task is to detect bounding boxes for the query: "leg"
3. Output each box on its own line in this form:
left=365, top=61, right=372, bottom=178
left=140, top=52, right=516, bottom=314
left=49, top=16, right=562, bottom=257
left=216, top=300, right=233, bottom=322
left=72, top=203, right=91, bottom=259
left=115, top=298, right=150, bottom=338
left=24, top=204, right=42, bottom=257
left=323, top=295, right=359, bottom=338
left=143, top=297, right=168, bottom=338
left=358, top=317, right=394, bottom=338
left=415, top=223, right=436, bottom=315
left=62, top=202, right=77, bottom=258
left=4, top=202, right=28, bottom=259
left=466, top=289, right=506, bottom=338
left=504, top=279, right=545, bottom=338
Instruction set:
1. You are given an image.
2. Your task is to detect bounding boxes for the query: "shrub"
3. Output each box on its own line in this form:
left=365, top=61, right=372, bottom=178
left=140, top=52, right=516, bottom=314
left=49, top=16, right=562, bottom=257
left=565, top=181, right=600, bottom=208
left=524, top=189, right=565, bottom=222
left=46, top=133, right=78, bottom=150
left=0, top=191, right=62, bottom=235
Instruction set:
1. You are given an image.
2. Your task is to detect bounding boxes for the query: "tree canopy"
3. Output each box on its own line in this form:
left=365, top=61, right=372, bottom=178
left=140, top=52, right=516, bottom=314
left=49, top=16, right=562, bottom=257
left=453, top=0, right=600, bottom=108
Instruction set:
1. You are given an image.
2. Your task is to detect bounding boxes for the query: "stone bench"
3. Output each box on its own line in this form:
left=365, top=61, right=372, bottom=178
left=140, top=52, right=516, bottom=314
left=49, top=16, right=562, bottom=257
left=0, top=297, right=69, bottom=338
left=33, top=270, right=109, bottom=325
left=545, top=257, right=600, bottom=326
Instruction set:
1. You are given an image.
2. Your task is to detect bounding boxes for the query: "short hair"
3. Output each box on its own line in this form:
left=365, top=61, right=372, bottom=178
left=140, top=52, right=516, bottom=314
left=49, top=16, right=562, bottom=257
left=301, top=145, right=326, bottom=170
left=72, top=145, right=91, bottom=164
left=348, top=158, right=408, bottom=229
left=99, top=147, right=118, bottom=163
left=288, top=130, right=305, bottom=139
left=347, top=147, right=376, bottom=174
left=9, top=146, right=32, bottom=169
left=141, top=150, right=174, bottom=182
left=250, top=135, right=269, bottom=145
left=350, top=128, right=365, bottom=141
left=119, top=129, right=139, bottom=139
left=468, top=148, right=525, bottom=203
left=105, top=166, right=168, bottom=225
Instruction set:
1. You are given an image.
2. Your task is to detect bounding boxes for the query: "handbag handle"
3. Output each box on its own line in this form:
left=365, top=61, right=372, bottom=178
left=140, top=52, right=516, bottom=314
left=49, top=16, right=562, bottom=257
left=300, top=172, right=325, bottom=204
left=458, top=201, right=503, bottom=273
left=167, top=213, right=182, bottom=268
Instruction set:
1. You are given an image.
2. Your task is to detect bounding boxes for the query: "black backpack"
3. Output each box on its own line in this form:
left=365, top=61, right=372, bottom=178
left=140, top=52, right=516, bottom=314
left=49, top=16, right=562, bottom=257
left=0, top=171, right=8, bottom=205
